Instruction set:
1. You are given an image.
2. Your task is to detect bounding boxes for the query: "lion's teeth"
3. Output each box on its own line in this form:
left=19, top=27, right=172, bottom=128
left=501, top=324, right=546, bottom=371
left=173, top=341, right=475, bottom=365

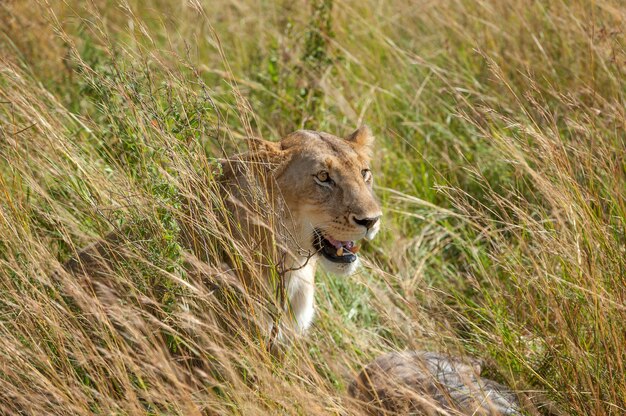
left=336, top=247, right=344, bottom=256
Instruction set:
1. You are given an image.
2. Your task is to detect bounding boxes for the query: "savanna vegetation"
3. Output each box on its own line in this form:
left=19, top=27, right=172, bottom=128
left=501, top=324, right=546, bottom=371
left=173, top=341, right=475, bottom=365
left=1, top=0, right=625, bottom=414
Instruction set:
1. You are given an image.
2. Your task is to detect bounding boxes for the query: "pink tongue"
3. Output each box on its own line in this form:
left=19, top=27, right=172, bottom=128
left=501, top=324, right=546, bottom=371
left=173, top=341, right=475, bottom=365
left=326, top=237, right=354, bottom=249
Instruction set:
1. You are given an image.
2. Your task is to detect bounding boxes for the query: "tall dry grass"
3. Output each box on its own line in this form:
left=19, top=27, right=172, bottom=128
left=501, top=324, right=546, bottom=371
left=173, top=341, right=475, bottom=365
left=1, top=0, right=625, bottom=414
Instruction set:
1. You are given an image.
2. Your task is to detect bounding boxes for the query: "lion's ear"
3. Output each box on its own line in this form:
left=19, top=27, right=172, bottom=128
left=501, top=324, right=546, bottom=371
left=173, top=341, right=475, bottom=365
left=345, top=126, right=374, bottom=151
left=247, top=138, right=283, bottom=156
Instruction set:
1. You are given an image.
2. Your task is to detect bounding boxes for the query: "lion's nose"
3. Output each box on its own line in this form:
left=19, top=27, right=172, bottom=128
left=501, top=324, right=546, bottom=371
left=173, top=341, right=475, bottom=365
left=351, top=215, right=381, bottom=230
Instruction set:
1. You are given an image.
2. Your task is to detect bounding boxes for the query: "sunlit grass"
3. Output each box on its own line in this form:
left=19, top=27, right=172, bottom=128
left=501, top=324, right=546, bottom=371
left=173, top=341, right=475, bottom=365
left=1, top=0, right=624, bottom=414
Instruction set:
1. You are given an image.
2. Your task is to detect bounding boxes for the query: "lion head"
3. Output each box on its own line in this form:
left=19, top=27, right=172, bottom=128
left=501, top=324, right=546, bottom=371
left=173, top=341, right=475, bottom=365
left=245, top=126, right=382, bottom=276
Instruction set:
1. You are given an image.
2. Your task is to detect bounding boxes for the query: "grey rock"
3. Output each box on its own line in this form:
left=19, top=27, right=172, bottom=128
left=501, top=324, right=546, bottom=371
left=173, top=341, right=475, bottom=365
left=349, top=351, right=522, bottom=415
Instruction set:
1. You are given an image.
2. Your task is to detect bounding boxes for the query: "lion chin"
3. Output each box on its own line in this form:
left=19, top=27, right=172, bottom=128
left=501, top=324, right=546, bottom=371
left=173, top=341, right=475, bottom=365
left=319, top=255, right=361, bottom=276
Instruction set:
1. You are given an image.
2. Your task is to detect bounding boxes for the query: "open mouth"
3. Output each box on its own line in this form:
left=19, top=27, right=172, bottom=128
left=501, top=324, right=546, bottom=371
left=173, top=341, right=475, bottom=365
left=313, top=229, right=360, bottom=264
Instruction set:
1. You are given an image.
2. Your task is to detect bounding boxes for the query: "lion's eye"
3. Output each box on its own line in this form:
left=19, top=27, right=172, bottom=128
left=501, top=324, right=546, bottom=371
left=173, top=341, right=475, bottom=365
left=362, top=169, right=372, bottom=182
left=314, top=171, right=333, bottom=187
left=316, top=171, right=329, bottom=182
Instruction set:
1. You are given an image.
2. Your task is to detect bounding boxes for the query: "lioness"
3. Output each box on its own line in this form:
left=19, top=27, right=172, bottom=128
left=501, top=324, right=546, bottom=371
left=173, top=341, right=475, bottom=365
left=66, top=126, right=381, bottom=339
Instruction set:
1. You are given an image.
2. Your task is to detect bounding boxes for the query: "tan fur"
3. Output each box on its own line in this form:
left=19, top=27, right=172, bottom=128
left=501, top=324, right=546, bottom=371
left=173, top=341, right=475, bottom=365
left=219, top=128, right=382, bottom=336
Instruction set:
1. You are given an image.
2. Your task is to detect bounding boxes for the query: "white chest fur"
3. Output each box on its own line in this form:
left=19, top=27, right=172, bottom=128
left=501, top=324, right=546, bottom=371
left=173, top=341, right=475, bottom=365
left=285, top=259, right=317, bottom=333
